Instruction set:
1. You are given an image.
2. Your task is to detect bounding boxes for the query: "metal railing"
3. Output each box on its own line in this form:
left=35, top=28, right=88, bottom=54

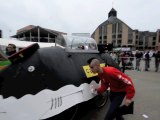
left=118, top=57, right=156, bottom=71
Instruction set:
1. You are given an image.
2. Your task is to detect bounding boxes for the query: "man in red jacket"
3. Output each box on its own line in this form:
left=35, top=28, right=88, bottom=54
left=88, top=58, right=135, bottom=120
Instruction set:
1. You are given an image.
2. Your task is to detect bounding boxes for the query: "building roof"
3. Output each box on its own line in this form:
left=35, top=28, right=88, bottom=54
left=100, top=7, right=132, bottom=29
left=108, top=8, right=117, bottom=18
left=92, top=16, right=132, bottom=36
left=110, top=8, right=116, bottom=12
left=12, top=25, right=67, bottom=38
left=91, top=8, right=133, bottom=36
left=17, top=25, right=35, bottom=34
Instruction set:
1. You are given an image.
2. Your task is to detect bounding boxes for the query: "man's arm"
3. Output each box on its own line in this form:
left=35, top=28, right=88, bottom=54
left=97, top=80, right=109, bottom=94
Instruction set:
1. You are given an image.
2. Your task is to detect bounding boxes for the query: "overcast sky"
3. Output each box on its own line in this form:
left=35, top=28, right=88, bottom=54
left=0, top=0, right=160, bottom=38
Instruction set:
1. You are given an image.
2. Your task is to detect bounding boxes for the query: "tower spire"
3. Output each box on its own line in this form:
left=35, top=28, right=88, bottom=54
left=112, top=1, right=114, bottom=8
left=108, top=8, right=117, bottom=18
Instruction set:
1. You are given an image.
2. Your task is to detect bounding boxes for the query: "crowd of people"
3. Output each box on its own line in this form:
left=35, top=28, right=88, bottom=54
left=1, top=43, right=160, bottom=72
left=110, top=50, right=160, bottom=72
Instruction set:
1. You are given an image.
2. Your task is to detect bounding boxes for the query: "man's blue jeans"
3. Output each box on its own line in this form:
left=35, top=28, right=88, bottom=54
left=104, top=92, right=126, bottom=120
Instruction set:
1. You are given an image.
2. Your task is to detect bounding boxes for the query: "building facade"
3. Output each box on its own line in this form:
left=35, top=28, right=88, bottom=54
left=91, top=8, right=160, bottom=50
left=12, top=25, right=67, bottom=43
left=156, top=29, right=160, bottom=50
left=0, top=30, right=2, bottom=38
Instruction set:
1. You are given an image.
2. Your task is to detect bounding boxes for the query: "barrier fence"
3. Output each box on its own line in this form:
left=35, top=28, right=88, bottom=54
left=118, top=57, right=156, bottom=71
left=119, top=57, right=136, bottom=70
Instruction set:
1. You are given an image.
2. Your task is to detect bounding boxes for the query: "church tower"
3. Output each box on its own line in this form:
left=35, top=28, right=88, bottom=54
left=108, top=8, right=117, bottom=18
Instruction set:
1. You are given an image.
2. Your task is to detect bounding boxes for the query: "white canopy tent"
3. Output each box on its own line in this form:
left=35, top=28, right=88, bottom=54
left=113, top=47, right=131, bottom=52
left=0, top=38, right=63, bottom=50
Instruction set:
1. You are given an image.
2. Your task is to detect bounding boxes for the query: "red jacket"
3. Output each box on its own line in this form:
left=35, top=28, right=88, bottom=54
left=97, top=66, right=135, bottom=100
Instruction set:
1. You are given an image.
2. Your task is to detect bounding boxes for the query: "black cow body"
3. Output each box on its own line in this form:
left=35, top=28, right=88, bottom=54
left=0, top=44, right=119, bottom=120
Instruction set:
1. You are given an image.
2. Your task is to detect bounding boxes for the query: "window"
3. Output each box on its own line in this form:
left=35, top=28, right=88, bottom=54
left=152, top=42, right=156, bottom=45
left=128, top=34, right=133, bottom=39
left=99, top=25, right=107, bottom=36
left=112, top=35, right=116, bottom=38
left=118, top=34, right=122, bottom=38
left=139, top=42, right=143, bottom=45
left=118, top=23, right=122, bottom=33
left=99, top=26, right=102, bottom=35
left=104, top=36, right=107, bottom=39
left=112, top=40, right=116, bottom=46
left=103, top=40, right=107, bottom=43
left=128, top=39, right=133, bottom=44
left=112, top=24, right=116, bottom=33
left=104, top=25, right=107, bottom=33
left=112, top=23, right=122, bottom=33
left=117, top=40, right=122, bottom=44
left=153, top=37, right=156, bottom=40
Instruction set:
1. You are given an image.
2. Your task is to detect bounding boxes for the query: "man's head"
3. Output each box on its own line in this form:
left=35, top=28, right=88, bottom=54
left=7, top=44, right=16, bottom=52
left=87, top=58, right=102, bottom=74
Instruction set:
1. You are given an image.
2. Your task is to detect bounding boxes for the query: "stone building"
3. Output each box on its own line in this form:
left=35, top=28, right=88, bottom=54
left=91, top=8, right=160, bottom=50
left=0, top=30, right=2, bottom=38
left=12, top=25, right=67, bottom=43
left=156, top=29, right=160, bottom=50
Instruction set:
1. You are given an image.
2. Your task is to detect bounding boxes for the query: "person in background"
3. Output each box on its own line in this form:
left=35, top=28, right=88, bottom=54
left=144, top=51, right=150, bottom=71
left=154, top=50, right=160, bottom=72
left=117, top=52, right=121, bottom=66
left=110, top=52, right=118, bottom=63
left=5, top=44, right=17, bottom=56
left=135, top=50, right=143, bottom=71
left=121, top=52, right=128, bottom=73
left=88, top=58, right=135, bottom=120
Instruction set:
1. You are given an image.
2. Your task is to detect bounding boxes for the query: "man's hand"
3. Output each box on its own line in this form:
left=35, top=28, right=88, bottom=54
left=90, top=85, right=98, bottom=95
left=125, top=99, right=132, bottom=106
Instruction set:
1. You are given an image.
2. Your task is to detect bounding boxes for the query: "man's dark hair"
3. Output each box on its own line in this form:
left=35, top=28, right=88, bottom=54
left=87, top=57, right=96, bottom=64
left=8, top=44, right=16, bottom=49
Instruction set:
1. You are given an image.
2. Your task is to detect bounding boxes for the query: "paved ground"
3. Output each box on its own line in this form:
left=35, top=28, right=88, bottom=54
left=124, top=70, right=160, bottom=120
left=80, top=69, right=160, bottom=120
